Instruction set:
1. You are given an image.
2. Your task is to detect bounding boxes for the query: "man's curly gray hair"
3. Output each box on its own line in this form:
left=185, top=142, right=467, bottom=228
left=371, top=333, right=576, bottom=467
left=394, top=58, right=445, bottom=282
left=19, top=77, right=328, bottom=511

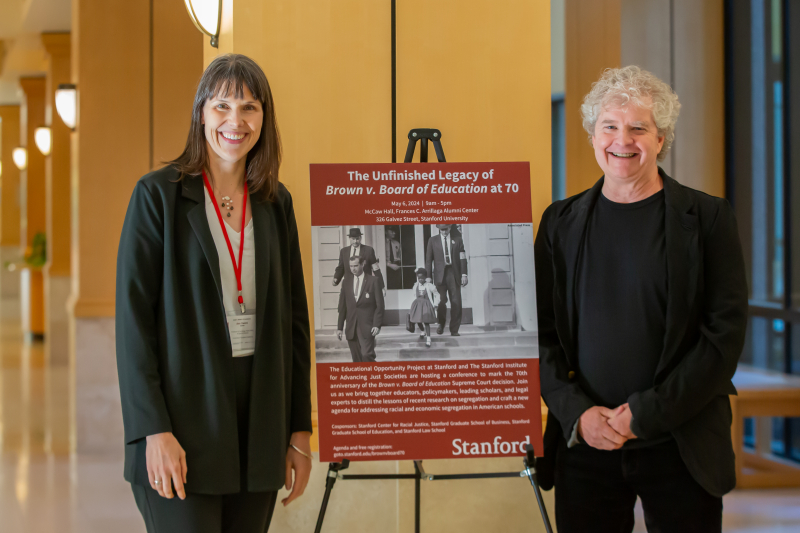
left=581, top=66, right=681, bottom=162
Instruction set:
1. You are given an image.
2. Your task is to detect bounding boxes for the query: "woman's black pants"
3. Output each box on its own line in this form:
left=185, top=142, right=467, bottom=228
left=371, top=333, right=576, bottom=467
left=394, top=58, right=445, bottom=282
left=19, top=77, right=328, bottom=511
left=131, top=356, right=277, bottom=533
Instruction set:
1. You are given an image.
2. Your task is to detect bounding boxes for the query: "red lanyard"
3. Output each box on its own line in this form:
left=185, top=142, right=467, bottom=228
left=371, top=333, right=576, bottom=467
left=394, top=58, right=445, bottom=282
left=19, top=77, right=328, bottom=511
left=202, top=169, right=248, bottom=314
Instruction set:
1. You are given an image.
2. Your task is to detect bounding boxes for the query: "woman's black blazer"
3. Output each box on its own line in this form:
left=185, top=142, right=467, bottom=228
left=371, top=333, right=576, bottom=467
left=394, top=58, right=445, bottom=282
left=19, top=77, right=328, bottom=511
left=115, top=165, right=312, bottom=494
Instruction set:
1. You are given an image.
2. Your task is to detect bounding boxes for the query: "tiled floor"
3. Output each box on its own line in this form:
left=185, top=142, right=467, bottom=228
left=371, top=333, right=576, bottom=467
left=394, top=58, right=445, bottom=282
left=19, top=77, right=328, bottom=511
left=1, top=313, right=798, bottom=532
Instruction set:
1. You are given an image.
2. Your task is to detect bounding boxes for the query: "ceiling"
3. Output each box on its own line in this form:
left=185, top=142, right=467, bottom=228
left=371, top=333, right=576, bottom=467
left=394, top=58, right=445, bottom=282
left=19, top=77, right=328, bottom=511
left=0, top=0, right=71, bottom=104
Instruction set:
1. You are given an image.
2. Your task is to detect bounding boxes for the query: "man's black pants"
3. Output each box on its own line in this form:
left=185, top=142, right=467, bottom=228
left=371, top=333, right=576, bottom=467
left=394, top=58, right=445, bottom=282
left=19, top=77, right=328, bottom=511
left=436, top=265, right=462, bottom=334
left=554, top=438, right=722, bottom=533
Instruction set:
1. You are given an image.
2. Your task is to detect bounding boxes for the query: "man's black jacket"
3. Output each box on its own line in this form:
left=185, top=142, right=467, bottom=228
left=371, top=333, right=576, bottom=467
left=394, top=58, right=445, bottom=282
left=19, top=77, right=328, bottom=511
left=535, top=170, right=748, bottom=497
left=337, top=273, right=385, bottom=339
left=333, top=244, right=385, bottom=288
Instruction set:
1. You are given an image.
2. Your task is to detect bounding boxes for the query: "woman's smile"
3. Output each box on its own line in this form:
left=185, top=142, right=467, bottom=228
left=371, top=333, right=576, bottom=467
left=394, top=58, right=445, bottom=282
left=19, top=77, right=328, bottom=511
left=219, top=131, right=248, bottom=144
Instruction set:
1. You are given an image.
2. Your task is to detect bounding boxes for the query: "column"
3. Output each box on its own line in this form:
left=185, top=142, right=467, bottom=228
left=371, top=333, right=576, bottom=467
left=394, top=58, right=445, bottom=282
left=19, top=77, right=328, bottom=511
left=671, top=0, right=725, bottom=196
left=19, top=77, right=47, bottom=340
left=565, top=0, right=622, bottom=196
left=0, top=105, right=22, bottom=314
left=565, top=0, right=725, bottom=196
left=70, top=0, right=202, bottom=455
left=42, top=33, right=72, bottom=365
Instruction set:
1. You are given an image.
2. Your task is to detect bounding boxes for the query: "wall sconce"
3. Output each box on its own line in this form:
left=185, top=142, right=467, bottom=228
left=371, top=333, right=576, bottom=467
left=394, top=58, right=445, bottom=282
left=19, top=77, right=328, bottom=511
left=184, top=0, right=222, bottom=48
left=55, top=84, right=77, bottom=130
left=34, top=127, right=52, bottom=156
left=13, top=147, right=27, bottom=170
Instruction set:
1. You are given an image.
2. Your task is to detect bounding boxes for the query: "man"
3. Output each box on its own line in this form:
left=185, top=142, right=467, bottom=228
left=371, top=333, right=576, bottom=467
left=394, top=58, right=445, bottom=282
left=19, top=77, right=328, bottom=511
left=337, top=256, right=385, bottom=363
left=425, top=224, right=468, bottom=336
left=535, top=66, right=747, bottom=533
left=385, top=227, right=402, bottom=289
left=333, top=228, right=385, bottom=295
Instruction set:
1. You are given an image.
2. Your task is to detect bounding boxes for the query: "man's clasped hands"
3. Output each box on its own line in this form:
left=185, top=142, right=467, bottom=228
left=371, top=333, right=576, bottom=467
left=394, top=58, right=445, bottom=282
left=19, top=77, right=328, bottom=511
left=578, top=403, right=637, bottom=450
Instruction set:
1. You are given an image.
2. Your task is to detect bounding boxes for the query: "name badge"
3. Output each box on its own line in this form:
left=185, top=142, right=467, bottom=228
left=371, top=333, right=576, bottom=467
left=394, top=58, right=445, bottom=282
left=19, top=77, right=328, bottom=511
left=228, top=314, right=256, bottom=355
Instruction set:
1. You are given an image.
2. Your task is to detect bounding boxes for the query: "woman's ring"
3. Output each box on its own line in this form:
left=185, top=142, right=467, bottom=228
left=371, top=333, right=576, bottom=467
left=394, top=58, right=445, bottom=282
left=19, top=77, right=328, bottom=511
left=154, top=479, right=161, bottom=485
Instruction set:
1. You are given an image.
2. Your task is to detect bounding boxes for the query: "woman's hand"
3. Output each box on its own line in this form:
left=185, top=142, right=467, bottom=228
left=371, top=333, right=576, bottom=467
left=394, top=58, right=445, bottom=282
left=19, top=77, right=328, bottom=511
left=282, top=431, right=312, bottom=506
left=146, top=432, right=188, bottom=499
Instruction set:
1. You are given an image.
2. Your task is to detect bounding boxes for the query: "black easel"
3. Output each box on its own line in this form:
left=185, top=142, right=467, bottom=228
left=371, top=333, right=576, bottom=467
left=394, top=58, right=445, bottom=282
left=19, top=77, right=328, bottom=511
left=314, top=129, right=553, bottom=533
left=403, top=128, right=447, bottom=163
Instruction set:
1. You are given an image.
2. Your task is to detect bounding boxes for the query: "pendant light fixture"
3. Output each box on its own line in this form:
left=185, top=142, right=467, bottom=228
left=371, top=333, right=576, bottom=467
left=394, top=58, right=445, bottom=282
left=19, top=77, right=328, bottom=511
left=34, top=127, right=52, bottom=156
left=55, top=84, right=77, bottom=130
left=12, top=147, right=28, bottom=170
left=184, top=0, right=222, bottom=48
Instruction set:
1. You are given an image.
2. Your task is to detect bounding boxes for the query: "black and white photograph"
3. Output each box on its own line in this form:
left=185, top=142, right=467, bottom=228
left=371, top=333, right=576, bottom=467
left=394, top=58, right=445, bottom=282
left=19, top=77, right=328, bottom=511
left=311, top=223, right=538, bottom=362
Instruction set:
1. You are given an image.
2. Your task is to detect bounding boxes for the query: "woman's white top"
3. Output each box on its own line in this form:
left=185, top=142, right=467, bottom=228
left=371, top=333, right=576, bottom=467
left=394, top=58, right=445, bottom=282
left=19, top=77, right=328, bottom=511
left=204, top=187, right=257, bottom=357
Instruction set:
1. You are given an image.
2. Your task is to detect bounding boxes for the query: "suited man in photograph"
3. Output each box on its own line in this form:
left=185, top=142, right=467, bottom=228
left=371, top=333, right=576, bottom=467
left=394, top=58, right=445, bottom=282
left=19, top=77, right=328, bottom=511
left=425, top=223, right=468, bottom=336
left=333, top=228, right=385, bottom=296
left=535, top=67, right=747, bottom=533
left=337, top=256, right=385, bottom=363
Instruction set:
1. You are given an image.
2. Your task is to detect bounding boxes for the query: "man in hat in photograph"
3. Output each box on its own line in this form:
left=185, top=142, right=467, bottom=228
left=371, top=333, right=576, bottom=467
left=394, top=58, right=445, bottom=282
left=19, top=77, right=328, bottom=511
left=333, top=227, right=385, bottom=295
left=337, top=255, right=385, bottom=362
left=426, top=223, right=469, bottom=336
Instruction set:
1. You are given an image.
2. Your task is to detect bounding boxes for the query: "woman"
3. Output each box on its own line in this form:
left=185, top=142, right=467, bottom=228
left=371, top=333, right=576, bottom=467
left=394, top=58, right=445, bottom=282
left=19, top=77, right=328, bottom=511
left=115, top=54, right=312, bottom=533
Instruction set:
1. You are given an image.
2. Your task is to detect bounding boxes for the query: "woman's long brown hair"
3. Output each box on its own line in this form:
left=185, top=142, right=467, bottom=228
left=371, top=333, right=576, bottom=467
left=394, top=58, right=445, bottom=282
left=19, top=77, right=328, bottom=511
left=168, top=54, right=282, bottom=202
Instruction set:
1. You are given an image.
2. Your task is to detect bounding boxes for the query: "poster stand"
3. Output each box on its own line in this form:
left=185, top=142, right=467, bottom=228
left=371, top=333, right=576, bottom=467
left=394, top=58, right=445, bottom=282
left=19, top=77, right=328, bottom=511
left=313, top=129, right=553, bottom=533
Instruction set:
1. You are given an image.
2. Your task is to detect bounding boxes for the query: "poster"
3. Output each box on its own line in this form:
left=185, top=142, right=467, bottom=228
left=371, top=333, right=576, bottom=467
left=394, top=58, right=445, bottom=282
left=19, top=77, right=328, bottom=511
left=310, top=162, right=542, bottom=462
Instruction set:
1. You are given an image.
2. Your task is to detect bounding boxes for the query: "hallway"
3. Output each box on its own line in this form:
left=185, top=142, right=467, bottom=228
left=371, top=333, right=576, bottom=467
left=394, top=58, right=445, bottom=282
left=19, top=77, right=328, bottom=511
left=0, top=313, right=143, bottom=533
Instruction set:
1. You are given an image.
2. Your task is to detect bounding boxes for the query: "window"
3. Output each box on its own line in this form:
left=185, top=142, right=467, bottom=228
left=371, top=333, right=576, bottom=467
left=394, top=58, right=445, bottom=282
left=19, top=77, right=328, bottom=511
left=384, top=225, right=417, bottom=290
left=552, top=93, right=566, bottom=201
left=726, top=0, right=800, bottom=461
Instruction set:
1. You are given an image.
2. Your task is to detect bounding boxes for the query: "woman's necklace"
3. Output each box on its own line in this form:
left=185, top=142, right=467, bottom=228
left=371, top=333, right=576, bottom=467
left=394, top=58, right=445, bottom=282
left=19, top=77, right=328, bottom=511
left=220, top=195, right=235, bottom=218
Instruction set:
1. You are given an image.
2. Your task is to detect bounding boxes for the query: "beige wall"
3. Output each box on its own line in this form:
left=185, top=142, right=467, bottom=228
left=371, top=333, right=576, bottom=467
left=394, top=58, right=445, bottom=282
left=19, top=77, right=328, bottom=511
left=71, top=0, right=149, bottom=317
left=566, top=0, right=725, bottom=197
left=71, top=0, right=202, bottom=454
left=565, top=0, right=621, bottom=196
left=671, top=0, right=725, bottom=197
left=71, top=0, right=202, bottom=318
left=552, top=0, right=566, bottom=95
left=0, top=105, right=21, bottom=247
left=153, top=0, right=204, bottom=166
left=42, top=33, right=72, bottom=365
left=20, top=77, right=47, bottom=253
left=396, top=0, right=552, bottom=224
left=0, top=105, right=22, bottom=303
left=42, top=33, right=72, bottom=278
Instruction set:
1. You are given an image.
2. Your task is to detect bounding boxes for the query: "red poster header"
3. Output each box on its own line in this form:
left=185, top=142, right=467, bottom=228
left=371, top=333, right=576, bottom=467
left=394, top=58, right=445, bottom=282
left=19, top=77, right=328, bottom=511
left=309, top=162, right=532, bottom=226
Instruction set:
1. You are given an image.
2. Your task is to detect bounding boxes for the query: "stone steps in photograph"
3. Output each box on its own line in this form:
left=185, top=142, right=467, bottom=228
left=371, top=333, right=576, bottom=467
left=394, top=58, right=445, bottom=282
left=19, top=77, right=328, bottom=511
left=314, top=325, right=537, bottom=351
left=314, top=342, right=538, bottom=363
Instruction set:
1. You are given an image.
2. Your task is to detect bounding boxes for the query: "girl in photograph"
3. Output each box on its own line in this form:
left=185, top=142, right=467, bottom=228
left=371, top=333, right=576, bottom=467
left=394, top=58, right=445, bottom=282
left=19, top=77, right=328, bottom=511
left=409, top=268, right=439, bottom=347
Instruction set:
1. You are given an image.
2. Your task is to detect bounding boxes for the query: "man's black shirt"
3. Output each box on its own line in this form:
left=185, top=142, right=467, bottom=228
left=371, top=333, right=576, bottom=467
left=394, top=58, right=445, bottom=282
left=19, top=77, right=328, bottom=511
left=577, top=189, right=667, bottom=415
